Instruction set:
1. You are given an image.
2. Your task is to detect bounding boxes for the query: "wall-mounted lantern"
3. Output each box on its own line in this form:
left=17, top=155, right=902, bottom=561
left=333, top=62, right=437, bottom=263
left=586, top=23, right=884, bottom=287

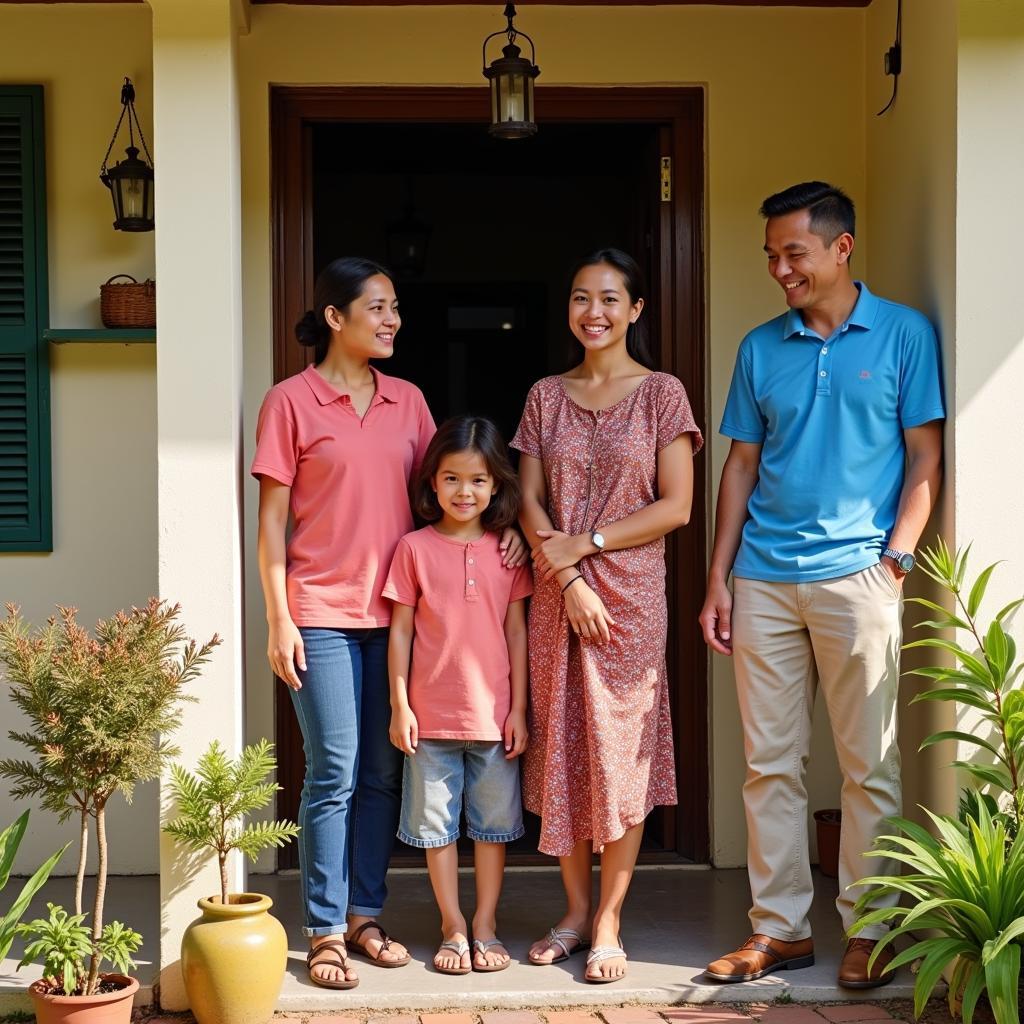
left=482, top=3, right=541, bottom=139
left=99, top=78, right=154, bottom=232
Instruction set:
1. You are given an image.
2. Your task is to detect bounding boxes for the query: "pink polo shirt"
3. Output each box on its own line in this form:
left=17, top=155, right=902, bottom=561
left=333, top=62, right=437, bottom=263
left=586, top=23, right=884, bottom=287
left=251, top=365, right=435, bottom=628
left=383, top=526, right=533, bottom=741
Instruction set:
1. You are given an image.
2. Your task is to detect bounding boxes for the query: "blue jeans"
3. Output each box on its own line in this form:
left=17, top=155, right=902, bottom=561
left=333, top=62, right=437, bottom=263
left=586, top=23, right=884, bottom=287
left=398, top=739, right=525, bottom=848
left=290, top=627, right=402, bottom=937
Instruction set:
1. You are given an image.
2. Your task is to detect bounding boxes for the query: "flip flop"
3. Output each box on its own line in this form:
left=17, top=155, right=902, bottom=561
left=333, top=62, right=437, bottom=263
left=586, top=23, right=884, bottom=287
left=528, top=926, right=591, bottom=965
left=346, top=921, right=411, bottom=968
left=434, top=937, right=472, bottom=975
left=306, top=940, right=359, bottom=990
left=585, top=944, right=628, bottom=984
left=472, top=937, right=512, bottom=972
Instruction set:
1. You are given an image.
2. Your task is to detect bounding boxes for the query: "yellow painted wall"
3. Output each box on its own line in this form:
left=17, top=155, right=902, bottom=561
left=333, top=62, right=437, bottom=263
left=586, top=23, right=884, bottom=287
left=950, top=0, right=1024, bottom=791
left=0, top=5, right=158, bottom=873
left=238, top=3, right=867, bottom=868
left=865, top=0, right=959, bottom=821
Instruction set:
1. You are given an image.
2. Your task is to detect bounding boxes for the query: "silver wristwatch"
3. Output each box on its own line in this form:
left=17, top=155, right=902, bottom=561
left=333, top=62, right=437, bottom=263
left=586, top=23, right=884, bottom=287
left=882, top=547, right=915, bottom=573
left=590, top=530, right=606, bottom=553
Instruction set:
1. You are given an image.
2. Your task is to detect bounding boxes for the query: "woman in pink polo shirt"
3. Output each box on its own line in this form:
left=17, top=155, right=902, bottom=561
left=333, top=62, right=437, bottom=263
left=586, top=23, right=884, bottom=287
left=252, top=258, right=523, bottom=990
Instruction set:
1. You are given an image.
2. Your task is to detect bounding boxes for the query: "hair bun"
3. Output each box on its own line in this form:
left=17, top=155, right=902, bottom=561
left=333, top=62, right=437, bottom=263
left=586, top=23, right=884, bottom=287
left=295, top=309, right=323, bottom=347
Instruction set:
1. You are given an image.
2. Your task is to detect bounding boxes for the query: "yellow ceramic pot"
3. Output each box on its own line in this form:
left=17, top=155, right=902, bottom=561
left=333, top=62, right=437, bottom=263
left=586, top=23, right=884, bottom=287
left=180, top=893, right=287, bottom=1024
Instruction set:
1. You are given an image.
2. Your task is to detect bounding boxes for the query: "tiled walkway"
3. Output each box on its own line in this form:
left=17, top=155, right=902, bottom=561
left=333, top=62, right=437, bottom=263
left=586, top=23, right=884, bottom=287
left=137, top=999, right=971, bottom=1024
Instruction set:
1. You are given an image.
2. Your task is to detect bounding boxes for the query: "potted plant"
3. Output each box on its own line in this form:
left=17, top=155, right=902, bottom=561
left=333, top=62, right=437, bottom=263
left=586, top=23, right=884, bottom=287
left=850, top=540, right=1024, bottom=1024
left=162, top=738, right=299, bottom=1024
left=1, top=810, right=67, bottom=960
left=0, top=600, right=219, bottom=1023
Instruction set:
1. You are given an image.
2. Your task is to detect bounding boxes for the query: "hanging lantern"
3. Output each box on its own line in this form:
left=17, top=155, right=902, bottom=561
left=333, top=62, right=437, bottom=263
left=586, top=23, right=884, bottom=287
left=99, top=78, right=155, bottom=232
left=482, top=3, right=541, bottom=139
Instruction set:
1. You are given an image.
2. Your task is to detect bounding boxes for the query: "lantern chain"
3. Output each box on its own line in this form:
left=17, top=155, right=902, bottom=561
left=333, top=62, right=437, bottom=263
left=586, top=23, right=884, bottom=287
left=100, top=77, right=154, bottom=179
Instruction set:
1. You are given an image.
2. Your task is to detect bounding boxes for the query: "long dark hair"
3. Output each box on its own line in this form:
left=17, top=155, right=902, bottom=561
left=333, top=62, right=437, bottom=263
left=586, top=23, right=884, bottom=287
left=412, top=416, right=521, bottom=532
left=568, top=247, right=656, bottom=370
left=294, top=256, right=393, bottom=364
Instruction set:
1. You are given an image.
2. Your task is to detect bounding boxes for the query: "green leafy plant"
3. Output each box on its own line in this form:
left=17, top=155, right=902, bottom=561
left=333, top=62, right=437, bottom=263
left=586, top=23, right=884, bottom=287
left=162, top=739, right=299, bottom=905
left=0, top=599, right=219, bottom=995
left=17, top=903, right=142, bottom=996
left=850, top=540, right=1024, bottom=1024
left=904, top=539, right=1024, bottom=827
left=0, top=810, right=67, bottom=960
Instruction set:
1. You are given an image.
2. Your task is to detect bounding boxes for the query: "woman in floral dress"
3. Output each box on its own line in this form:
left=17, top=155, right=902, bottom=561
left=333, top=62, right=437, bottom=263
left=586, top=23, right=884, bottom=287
left=512, top=248, right=702, bottom=983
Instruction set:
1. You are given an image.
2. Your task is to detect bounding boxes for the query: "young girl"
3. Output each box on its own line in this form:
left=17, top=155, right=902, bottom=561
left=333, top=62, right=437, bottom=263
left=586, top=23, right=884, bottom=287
left=384, top=416, right=532, bottom=976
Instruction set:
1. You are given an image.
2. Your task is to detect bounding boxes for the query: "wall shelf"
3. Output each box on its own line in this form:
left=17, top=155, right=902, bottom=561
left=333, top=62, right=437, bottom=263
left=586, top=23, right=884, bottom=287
left=44, top=328, right=155, bottom=344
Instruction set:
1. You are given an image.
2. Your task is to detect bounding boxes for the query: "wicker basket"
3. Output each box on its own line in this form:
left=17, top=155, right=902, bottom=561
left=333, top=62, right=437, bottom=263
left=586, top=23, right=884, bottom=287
left=100, top=274, right=156, bottom=328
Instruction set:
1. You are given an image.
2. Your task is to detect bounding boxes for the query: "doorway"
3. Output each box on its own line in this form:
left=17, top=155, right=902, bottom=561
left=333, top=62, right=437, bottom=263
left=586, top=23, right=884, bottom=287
left=270, top=86, right=708, bottom=864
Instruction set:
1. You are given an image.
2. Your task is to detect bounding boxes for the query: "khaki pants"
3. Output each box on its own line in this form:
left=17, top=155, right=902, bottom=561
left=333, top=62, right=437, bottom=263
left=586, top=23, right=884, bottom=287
left=732, top=562, right=903, bottom=941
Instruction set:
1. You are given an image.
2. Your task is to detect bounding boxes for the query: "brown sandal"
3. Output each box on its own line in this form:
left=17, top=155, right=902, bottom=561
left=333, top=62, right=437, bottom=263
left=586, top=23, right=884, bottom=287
left=347, top=921, right=412, bottom=968
left=306, top=939, right=359, bottom=989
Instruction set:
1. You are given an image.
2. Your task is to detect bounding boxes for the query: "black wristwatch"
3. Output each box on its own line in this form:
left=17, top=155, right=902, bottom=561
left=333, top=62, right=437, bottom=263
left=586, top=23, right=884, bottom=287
left=882, top=547, right=916, bottom=574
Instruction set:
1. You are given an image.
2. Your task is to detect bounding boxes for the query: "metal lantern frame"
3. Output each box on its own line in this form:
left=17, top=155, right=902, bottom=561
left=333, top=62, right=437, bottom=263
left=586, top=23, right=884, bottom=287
left=99, top=77, right=155, bottom=232
left=482, top=3, right=541, bottom=139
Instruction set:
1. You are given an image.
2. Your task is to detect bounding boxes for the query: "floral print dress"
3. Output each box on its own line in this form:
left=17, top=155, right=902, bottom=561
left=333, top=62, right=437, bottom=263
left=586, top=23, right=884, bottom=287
left=511, top=373, right=703, bottom=856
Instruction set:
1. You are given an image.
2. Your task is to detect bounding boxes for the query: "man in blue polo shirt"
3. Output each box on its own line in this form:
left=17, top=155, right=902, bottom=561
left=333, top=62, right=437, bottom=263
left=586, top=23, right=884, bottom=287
left=699, top=182, right=944, bottom=988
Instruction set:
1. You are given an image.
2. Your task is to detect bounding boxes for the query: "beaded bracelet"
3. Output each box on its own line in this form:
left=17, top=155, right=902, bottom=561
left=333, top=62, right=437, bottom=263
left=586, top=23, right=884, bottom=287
left=561, top=574, right=584, bottom=593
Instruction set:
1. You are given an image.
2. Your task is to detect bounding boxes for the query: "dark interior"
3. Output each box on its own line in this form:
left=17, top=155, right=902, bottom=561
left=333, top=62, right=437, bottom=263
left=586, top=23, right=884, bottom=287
left=310, top=120, right=681, bottom=861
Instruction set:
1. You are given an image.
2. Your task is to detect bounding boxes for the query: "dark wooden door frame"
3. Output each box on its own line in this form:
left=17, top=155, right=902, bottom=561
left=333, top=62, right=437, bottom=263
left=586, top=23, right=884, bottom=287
left=269, top=84, right=709, bottom=864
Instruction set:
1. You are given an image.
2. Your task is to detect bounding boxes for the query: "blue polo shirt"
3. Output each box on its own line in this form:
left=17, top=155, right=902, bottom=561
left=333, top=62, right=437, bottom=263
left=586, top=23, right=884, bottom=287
left=721, top=282, right=945, bottom=582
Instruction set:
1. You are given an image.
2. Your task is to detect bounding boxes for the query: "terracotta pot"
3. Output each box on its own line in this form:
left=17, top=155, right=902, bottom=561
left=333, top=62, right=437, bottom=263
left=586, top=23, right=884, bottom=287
left=180, top=893, right=287, bottom=1024
left=28, top=973, right=138, bottom=1024
left=814, top=807, right=842, bottom=878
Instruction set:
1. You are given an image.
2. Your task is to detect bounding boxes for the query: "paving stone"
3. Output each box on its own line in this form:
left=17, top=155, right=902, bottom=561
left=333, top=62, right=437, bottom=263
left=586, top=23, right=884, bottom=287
left=602, top=1011, right=665, bottom=1024
left=659, top=1010, right=753, bottom=1023
left=369, top=1016, right=420, bottom=1024
left=308, top=1017, right=364, bottom=1024
left=421, top=1014, right=478, bottom=1024
left=757, top=1009, right=827, bottom=1024
left=816, top=1007, right=893, bottom=1023
left=480, top=1013, right=544, bottom=1024
left=545, top=1013, right=601, bottom=1024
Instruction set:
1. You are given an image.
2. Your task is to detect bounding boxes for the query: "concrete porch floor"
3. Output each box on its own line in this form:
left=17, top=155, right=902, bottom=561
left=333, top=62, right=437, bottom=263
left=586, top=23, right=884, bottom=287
left=0, top=866, right=923, bottom=1015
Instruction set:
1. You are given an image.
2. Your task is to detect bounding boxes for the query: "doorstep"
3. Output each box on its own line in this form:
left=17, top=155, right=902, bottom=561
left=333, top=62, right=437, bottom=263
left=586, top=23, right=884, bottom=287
left=0, top=867, right=928, bottom=1015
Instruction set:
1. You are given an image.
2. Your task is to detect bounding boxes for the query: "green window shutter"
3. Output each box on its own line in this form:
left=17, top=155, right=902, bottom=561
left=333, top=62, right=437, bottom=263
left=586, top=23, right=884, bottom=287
left=0, top=86, right=50, bottom=552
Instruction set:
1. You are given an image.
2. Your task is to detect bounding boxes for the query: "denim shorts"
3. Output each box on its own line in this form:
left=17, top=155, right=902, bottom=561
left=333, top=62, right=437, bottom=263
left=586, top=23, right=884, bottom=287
left=398, top=739, right=525, bottom=848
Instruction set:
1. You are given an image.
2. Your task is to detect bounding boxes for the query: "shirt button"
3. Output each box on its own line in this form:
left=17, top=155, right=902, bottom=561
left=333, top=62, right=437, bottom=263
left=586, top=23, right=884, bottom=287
left=468, top=579, right=476, bottom=586
left=821, top=347, right=828, bottom=354
left=819, top=370, right=827, bottom=378
left=467, top=558, right=474, bottom=565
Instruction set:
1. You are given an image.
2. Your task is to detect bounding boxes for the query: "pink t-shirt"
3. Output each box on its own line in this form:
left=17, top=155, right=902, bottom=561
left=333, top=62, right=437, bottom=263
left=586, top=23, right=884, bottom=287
left=383, top=526, right=534, bottom=741
left=251, top=365, right=435, bottom=627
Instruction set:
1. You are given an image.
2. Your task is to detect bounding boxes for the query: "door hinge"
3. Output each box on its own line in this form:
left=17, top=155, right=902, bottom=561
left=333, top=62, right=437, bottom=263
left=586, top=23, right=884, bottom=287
left=660, top=157, right=672, bottom=203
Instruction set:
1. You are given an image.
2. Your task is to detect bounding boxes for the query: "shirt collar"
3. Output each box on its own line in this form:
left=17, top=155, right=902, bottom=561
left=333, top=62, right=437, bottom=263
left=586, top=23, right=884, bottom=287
left=302, top=364, right=399, bottom=407
left=783, top=281, right=879, bottom=339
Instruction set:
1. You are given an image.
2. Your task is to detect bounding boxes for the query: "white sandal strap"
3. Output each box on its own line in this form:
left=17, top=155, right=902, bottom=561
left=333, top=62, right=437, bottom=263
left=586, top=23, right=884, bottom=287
left=439, top=939, right=469, bottom=956
left=473, top=938, right=506, bottom=953
left=547, top=927, right=584, bottom=957
left=587, top=945, right=627, bottom=964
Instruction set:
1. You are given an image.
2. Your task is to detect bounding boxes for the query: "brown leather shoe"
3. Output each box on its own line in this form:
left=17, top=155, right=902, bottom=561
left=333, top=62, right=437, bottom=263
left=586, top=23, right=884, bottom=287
left=838, top=938, right=895, bottom=989
left=705, top=934, right=815, bottom=983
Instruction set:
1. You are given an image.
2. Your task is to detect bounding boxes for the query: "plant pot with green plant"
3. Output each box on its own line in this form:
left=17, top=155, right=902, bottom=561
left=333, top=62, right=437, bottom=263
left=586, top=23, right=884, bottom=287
left=0, top=600, right=219, bottom=1024
left=162, top=738, right=299, bottom=1024
left=849, top=540, right=1024, bottom=1024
